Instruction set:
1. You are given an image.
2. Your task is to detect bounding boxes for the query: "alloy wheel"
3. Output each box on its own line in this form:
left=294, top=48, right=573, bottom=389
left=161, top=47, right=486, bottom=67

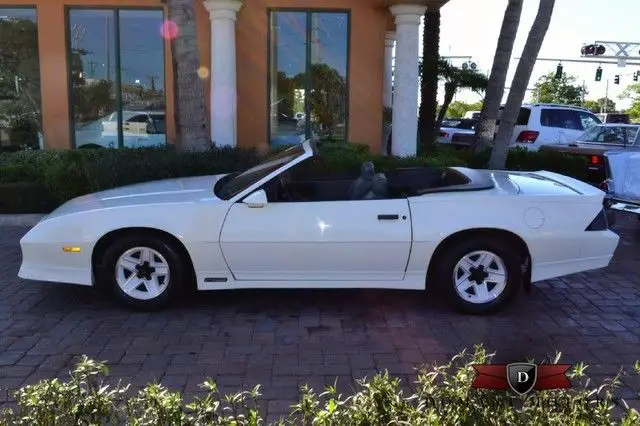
left=452, top=250, right=507, bottom=304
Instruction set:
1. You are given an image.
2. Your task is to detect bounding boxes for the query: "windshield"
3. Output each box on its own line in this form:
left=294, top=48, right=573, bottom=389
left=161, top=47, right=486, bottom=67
left=214, top=144, right=306, bottom=200
left=579, top=125, right=639, bottom=145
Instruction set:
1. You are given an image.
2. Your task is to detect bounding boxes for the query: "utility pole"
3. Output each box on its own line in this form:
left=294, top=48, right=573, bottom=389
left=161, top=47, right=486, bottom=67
left=603, top=79, right=609, bottom=113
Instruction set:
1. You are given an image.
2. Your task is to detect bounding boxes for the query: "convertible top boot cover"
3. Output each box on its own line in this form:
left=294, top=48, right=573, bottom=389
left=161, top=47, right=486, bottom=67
left=606, top=151, right=640, bottom=201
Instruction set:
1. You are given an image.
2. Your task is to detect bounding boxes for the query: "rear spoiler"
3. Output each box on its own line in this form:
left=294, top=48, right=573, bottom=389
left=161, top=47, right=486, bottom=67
left=529, top=170, right=605, bottom=198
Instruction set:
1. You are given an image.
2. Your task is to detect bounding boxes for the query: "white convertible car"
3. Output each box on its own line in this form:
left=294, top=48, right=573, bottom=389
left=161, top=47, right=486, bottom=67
left=19, top=140, right=620, bottom=314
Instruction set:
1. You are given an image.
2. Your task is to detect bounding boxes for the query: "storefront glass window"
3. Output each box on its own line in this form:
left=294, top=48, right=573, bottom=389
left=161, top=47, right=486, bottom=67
left=268, top=10, right=349, bottom=146
left=68, top=8, right=166, bottom=149
left=0, top=8, right=43, bottom=151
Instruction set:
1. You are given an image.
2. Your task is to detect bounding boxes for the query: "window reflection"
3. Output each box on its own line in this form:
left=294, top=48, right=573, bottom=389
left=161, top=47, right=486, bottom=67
left=68, top=10, right=117, bottom=148
left=0, top=8, right=43, bottom=151
left=118, top=10, right=166, bottom=148
left=309, top=13, right=348, bottom=141
left=268, top=11, right=349, bottom=146
left=68, top=9, right=166, bottom=149
left=269, top=12, right=307, bottom=147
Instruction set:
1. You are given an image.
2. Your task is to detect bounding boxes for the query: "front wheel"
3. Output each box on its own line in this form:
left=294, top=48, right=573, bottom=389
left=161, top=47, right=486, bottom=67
left=98, top=234, right=186, bottom=310
left=432, top=238, right=523, bottom=315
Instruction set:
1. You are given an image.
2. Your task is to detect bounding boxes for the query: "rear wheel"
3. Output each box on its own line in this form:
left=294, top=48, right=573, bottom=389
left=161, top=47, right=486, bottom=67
left=432, top=238, right=522, bottom=315
left=98, top=234, right=185, bottom=310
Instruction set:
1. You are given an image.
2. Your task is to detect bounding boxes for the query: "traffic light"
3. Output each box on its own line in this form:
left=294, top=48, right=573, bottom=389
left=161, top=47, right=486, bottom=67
left=614, top=75, right=620, bottom=85
left=595, top=66, right=602, bottom=81
left=581, top=44, right=606, bottom=56
left=554, top=64, right=563, bottom=79
left=634, top=72, right=639, bottom=82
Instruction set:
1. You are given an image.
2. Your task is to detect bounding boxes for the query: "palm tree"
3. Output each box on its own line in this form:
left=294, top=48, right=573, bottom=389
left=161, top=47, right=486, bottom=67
left=473, top=0, right=524, bottom=152
left=489, top=0, right=556, bottom=169
left=164, top=0, right=211, bottom=152
left=435, top=60, right=489, bottom=130
left=418, top=8, right=441, bottom=152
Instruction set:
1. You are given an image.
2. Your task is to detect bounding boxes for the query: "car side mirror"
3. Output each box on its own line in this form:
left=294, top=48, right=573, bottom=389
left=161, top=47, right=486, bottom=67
left=242, top=189, right=268, bottom=208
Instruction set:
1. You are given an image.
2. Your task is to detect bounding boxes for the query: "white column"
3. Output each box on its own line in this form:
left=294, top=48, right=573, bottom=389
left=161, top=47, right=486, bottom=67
left=203, top=0, right=243, bottom=147
left=383, top=31, right=395, bottom=108
left=389, top=4, right=426, bottom=157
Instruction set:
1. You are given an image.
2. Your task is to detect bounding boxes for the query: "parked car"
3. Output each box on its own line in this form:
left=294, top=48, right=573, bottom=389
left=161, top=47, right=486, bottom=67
left=464, top=111, right=481, bottom=119
left=596, top=113, right=630, bottom=124
left=18, top=140, right=619, bottom=315
left=438, top=118, right=477, bottom=145
left=539, top=124, right=640, bottom=182
left=497, top=103, right=601, bottom=152
left=75, top=111, right=166, bottom=149
left=600, top=151, right=640, bottom=223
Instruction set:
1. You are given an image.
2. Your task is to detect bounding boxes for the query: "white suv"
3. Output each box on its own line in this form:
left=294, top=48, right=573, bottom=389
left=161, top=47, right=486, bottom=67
left=497, top=103, right=602, bottom=151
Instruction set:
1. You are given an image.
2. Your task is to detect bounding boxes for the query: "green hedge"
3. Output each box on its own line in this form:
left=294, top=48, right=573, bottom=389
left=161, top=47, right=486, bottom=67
left=0, top=143, right=588, bottom=214
left=0, top=347, right=638, bottom=425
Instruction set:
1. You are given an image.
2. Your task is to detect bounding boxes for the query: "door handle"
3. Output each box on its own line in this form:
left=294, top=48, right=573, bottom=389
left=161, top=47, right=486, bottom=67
left=377, top=214, right=399, bottom=220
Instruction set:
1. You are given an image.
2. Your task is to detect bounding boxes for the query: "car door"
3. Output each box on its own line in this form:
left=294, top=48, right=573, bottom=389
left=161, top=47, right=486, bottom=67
left=219, top=198, right=413, bottom=282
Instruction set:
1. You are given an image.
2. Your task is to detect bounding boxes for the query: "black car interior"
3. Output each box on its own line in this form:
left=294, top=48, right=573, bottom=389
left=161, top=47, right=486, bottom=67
left=260, top=159, right=495, bottom=203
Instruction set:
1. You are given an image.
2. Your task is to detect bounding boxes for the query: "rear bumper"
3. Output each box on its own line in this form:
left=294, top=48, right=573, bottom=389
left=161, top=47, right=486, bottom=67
left=531, top=230, right=619, bottom=282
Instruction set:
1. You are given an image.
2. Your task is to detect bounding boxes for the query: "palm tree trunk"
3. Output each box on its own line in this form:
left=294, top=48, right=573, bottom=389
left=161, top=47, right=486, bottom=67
left=418, top=9, right=440, bottom=153
left=436, top=82, right=457, bottom=130
left=489, top=0, right=556, bottom=169
left=166, top=0, right=211, bottom=152
left=473, top=0, right=523, bottom=152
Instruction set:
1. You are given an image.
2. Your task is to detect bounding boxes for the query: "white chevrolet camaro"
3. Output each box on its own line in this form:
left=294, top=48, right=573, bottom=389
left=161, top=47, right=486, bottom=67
left=19, top=140, right=620, bottom=314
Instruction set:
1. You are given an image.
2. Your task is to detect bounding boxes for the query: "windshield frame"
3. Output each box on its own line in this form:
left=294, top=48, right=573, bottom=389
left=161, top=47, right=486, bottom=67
left=214, top=142, right=312, bottom=201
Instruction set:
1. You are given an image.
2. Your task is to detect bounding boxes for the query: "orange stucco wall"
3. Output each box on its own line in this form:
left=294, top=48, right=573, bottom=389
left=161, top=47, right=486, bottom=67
left=2, top=0, right=390, bottom=152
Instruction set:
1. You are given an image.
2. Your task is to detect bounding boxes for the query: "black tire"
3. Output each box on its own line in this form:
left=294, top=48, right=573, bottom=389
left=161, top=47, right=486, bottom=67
left=98, top=234, right=186, bottom=310
left=432, top=237, right=522, bottom=315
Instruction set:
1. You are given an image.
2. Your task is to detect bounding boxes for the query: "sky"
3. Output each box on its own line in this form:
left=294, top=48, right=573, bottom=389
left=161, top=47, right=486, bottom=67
left=431, top=0, right=640, bottom=110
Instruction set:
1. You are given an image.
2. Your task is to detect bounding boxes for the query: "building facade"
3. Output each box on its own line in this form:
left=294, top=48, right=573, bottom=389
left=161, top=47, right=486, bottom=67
left=0, top=0, right=446, bottom=155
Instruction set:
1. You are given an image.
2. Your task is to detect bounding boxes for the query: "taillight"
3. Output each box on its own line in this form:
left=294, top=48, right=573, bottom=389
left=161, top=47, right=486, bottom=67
left=585, top=208, right=609, bottom=231
left=516, top=130, right=539, bottom=143
left=439, top=132, right=449, bottom=138
left=590, top=155, right=602, bottom=165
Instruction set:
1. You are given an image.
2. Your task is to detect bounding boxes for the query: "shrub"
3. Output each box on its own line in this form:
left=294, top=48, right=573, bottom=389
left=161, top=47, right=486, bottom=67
left=1, top=347, right=638, bottom=425
left=0, top=182, right=56, bottom=214
left=0, top=143, right=591, bottom=213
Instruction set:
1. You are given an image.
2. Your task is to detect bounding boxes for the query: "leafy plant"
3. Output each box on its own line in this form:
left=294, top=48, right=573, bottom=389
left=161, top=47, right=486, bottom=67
left=0, top=347, right=638, bottom=425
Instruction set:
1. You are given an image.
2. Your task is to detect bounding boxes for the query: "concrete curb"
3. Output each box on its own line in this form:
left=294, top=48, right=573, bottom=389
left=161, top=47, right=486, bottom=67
left=0, top=214, right=45, bottom=227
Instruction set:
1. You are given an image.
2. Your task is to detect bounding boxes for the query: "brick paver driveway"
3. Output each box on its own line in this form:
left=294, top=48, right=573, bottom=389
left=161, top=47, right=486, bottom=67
left=1, top=214, right=639, bottom=419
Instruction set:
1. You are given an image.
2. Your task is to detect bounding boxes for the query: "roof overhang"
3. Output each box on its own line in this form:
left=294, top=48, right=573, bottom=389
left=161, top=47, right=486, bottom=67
left=385, top=0, right=450, bottom=9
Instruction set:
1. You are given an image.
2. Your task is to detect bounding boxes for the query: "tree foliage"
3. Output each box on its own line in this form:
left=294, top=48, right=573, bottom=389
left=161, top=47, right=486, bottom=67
left=583, top=98, right=616, bottom=114
left=446, top=101, right=484, bottom=119
left=531, top=71, right=587, bottom=106
left=620, top=83, right=640, bottom=120
left=435, top=60, right=488, bottom=129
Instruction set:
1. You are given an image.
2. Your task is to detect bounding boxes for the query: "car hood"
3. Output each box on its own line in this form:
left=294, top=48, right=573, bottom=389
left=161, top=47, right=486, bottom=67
left=45, top=174, right=227, bottom=220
